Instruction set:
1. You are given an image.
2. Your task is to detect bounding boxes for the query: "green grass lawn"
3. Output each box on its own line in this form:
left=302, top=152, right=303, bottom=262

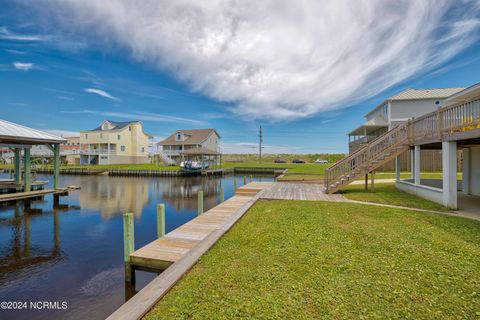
left=58, top=163, right=180, bottom=171
left=339, top=183, right=450, bottom=212
left=146, top=200, right=480, bottom=319
left=222, top=162, right=329, bottom=174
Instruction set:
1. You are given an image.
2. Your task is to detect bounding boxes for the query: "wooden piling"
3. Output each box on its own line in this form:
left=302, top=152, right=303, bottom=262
left=234, top=177, right=238, bottom=190
left=123, top=213, right=135, bottom=283
left=364, top=173, right=368, bottom=190
left=220, top=187, right=224, bottom=202
left=198, top=190, right=204, bottom=215
left=249, top=175, right=253, bottom=182
left=243, top=176, right=247, bottom=185
left=157, top=204, right=165, bottom=238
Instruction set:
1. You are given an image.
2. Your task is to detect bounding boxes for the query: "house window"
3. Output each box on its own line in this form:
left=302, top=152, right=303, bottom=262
left=117, top=135, right=121, bottom=140
left=176, top=133, right=182, bottom=141
left=129, top=126, right=131, bottom=131
left=435, top=100, right=440, bottom=105
left=85, top=134, right=88, bottom=139
left=121, top=145, right=126, bottom=152
left=141, top=147, right=145, bottom=153
left=100, top=133, right=103, bottom=138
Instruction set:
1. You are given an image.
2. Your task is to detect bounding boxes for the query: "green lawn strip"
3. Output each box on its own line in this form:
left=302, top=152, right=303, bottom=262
left=222, top=162, right=329, bottom=175
left=339, top=183, right=450, bottom=212
left=277, top=174, right=323, bottom=181
left=146, top=200, right=480, bottom=319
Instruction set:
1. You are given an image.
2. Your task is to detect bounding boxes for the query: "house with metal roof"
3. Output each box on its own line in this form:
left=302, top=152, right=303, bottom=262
left=348, top=88, right=464, bottom=153
left=156, top=129, right=220, bottom=164
left=80, top=120, right=152, bottom=165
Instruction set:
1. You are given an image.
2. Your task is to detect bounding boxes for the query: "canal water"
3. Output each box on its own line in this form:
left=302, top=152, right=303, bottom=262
left=0, top=173, right=273, bottom=320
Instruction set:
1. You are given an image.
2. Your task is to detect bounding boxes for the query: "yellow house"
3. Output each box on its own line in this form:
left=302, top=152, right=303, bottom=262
left=80, top=120, right=152, bottom=165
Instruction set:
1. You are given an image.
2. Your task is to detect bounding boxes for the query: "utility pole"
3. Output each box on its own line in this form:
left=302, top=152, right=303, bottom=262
left=259, top=125, right=263, bottom=163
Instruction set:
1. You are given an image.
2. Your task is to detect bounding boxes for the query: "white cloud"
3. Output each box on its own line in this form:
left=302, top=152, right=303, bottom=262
left=0, top=26, right=45, bottom=41
left=84, top=88, right=120, bottom=101
left=61, top=109, right=206, bottom=125
left=13, top=62, right=34, bottom=71
left=31, top=1, right=480, bottom=120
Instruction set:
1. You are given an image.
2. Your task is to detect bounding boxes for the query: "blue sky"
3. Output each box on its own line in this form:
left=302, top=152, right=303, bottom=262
left=1, top=1, right=480, bottom=154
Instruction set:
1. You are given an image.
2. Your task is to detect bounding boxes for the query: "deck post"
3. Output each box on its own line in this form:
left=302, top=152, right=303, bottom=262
left=395, top=156, right=401, bottom=181
left=414, top=145, right=421, bottom=185
left=234, top=177, right=238, bottom=190
left=410, top=148, right=415, bottom=180
left=14, top=148, right=21, bottom=183
left=364, top=173, right=368, bottom=190
left=157, top=204, right=165, bottom=238
left=198, top=190, right=204, bottom=215
left=243, top=176, right=247, bottom=185
left=53, top=144, right=60, bottom=189
left=123, top=213, right=135, bottom=283
left=370, top=171, right=375, bottom=192
left=23, top=148, right=31, bottom=192
left=220, top=187, right=224, bottom=202
left=462, top=148, right=470, bottom=195
left=442, top=141, right=457, bottom=209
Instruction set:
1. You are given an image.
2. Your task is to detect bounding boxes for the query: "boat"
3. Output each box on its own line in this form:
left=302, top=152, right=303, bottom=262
left=180, top=160, right=209, bottom=171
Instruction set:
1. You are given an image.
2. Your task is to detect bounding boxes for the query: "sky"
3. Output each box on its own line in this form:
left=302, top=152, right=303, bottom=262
left=1, top=0, right=480, bottom=154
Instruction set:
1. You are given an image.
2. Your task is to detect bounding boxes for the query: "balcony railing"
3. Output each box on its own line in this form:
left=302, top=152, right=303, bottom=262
left=80, top=149, right=117, bottom=155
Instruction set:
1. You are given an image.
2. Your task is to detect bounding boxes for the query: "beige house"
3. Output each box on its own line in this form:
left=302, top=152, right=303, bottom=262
left=156, top=129, right=220, bottom=164
left=80, top=120, right=152, bottom=165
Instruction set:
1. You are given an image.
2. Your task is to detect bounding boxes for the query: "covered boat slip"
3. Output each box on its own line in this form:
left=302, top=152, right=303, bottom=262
left=179, top=146, right=222, bottom=171
left=0, top=119, right=65, bottom=196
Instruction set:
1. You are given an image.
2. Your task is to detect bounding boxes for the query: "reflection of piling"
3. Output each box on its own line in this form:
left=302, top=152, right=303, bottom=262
left=123, top=213, right=135, bottom=283
left=198, top=190, right=204, bottom=215
left=157, top=204, right=165, bottom=238
left=220, top=187, right=224, bottom=202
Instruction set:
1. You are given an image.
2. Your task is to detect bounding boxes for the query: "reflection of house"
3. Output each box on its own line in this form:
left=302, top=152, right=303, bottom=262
left=156, top=129, right=220, bottom=164
left=80, top=120, right=152, bottom=165
left=155, top=176, right=221, bottom=211
left=78, top=176, right=150, bottom=218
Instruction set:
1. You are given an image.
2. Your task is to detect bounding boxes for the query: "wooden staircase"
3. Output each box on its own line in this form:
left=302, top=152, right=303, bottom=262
left=324, top=123, right=410, bottom=193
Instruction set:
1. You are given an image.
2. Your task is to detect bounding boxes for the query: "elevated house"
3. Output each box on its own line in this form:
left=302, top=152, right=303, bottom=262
left=80, top=120, right=152, bottom=165
left=156, top=129, right=220, bottom=165
left=348, top=88, right=464, bottom=153
left=326, top=82, right=480, bottom=212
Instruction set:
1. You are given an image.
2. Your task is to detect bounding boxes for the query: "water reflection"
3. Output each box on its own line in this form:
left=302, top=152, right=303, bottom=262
left=0, top=173, right=273, bottom=320
left=78, top=177, right=150, bottom=219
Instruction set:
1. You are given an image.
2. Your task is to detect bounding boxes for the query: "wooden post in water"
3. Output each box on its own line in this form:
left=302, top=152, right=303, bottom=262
left=24, top=148, right=31, bottom=192
left=53, top=144, right=60, bottom=189
left=249, top=175, right=253, bottom=182
left=14, top=148, right=20, bottom=183
left=220, top=187, right=224, bottom=202
left=157, top=204, right=165, bottom=238
left=123, top=213, right=135, bottom=283
left=234, top=177, right=238, bottom=190
left=364, top=173, right=368, bottom=191
left=198, top=190, right=204, bottom=215
left=243, top=176, right=247, bottom=185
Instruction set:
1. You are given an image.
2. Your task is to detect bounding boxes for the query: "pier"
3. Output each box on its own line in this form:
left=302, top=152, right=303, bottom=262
left=110, top=181, right=273, bottom=320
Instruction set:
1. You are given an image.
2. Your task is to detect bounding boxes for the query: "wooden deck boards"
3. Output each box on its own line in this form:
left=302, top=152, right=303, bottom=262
left=129, top=182, right=274, bottom=270
left=0, top=189, right=59, bottom=202
left=260, top=182, right=345, bottom=201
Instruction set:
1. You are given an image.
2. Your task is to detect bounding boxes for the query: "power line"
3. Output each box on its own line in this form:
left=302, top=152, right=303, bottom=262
left=259, top=125, right=263, bottom=163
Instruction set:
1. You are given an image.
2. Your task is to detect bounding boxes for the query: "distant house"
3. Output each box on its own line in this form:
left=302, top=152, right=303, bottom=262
left=80, top=120, right=152, bottom=165
left=30, top=136, right=80, bottom=165
left=348, top=88, right=464, bottom=153
left=156, top=129, right=220, bottom=164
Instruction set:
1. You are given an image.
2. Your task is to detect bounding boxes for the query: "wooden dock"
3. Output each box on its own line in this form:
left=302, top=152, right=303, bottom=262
left=260, top=182, right=345, bottom=201
left=0, top=189, right=68, bottom=203
left=129, top=182, right=273, bottom=271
